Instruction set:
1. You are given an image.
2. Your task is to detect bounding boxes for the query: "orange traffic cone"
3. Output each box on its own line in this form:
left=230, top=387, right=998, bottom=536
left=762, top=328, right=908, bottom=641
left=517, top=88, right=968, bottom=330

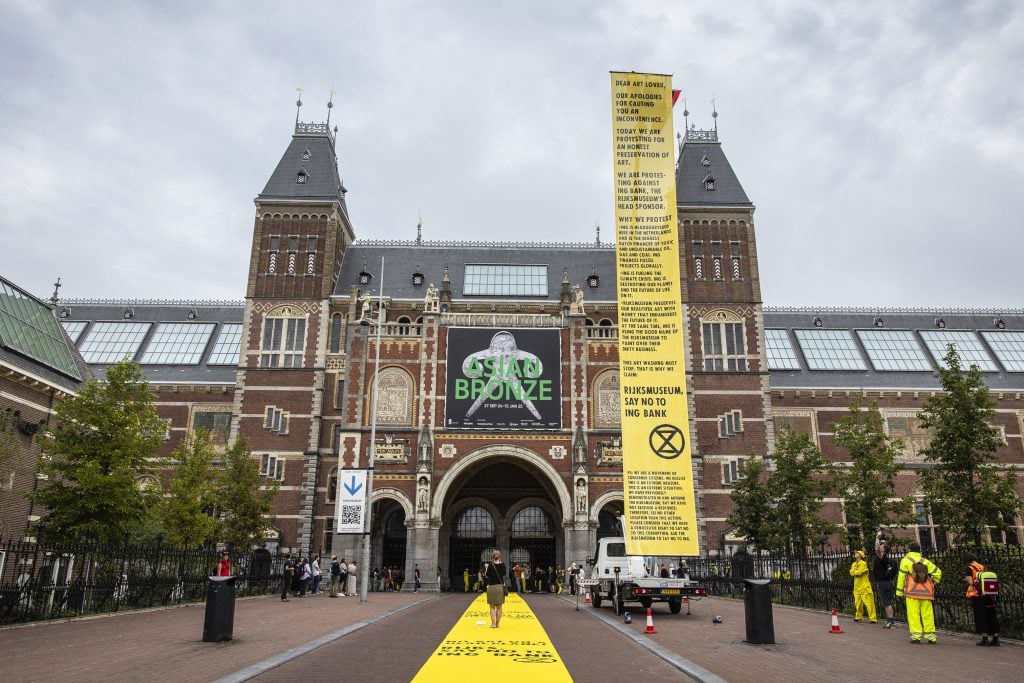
left=643, top=608, right=657, bottom=634
left=829, top=608, right=843, bottom=634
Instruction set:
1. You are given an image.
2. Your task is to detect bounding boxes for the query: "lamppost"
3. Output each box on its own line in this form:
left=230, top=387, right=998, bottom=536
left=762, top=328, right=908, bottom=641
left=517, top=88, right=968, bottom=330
left=359, top=256, right=385, bottom=602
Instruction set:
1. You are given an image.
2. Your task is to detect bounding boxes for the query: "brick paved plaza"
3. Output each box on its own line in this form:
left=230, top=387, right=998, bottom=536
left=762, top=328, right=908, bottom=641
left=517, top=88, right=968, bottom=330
left=2, top=591, right=1020, bottom=682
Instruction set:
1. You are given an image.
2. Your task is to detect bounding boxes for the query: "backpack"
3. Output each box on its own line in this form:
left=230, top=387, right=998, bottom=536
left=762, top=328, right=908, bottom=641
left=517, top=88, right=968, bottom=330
left=911, top=561, right=929, bottom=585
left=976, top=569, right=999, bottom=597
left=331, top=561, right=341, bottom=577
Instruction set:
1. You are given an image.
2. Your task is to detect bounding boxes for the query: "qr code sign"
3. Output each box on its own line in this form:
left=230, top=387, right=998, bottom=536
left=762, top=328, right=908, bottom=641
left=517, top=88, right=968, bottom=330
left=340, top=505, right=362, bottom=526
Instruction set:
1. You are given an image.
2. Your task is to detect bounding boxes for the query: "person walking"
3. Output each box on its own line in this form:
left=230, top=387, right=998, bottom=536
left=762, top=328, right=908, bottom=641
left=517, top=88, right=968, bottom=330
left=297, top=558, right=311, bottom=597
left=216, top=552, right=231, bottom=577
left=310, top=555, right=322, bottom=595
left=568, top=562, right=577, bottom=595
left=872, top=537, right=898, bottom=628
left=280, top=553, right=295, bottom=602
left=329, top=555, right=342, bottom=597
left=463, top=568, right=470, bottom=593
left=483, top=549, right=507, bottom=629
left=414, top=564, right=422, bottom=593
left=963, top=552, right=1000, bottom=646
left=850, top=550, right=876, bottom=623
left=896, top=541, right=942, bottom=644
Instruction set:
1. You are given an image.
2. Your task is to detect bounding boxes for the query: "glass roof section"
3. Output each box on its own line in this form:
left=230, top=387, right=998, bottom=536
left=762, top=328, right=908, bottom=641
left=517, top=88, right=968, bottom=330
left=856, top=330, right=932, bottom=371
left=919, top=330, right=998, bottom=372
left=61, top=321, right=88, bottom=344
left=793, top=329, right=867, bottom=370
left=980, top=331, right=1024, bottom=372
left=463, top=264, right=548, bottom=296
left=765, top=329, right=802, bottom=369
left=0, top=279, right=82, bottom=380
left=140, top=322, right=216, bottom=365
left=78, top=322, right=152, bottom=364
left=207, top=323, right=243, bottom=365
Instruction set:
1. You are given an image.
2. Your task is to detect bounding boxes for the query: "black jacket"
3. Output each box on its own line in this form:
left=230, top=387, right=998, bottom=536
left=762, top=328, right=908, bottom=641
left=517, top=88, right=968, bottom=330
left=871, top=553, right=898, bottom=582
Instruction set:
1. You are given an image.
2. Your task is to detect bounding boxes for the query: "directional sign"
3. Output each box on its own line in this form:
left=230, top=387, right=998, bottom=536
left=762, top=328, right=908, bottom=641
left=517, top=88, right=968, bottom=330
left=335, top=469, right=368, bottom=534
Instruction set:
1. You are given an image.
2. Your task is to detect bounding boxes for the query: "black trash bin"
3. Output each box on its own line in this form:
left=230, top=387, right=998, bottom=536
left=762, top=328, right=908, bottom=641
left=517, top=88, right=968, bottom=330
left=203, top=576, right=236, bottom=642
left=743, top=578, right=775, bottom=644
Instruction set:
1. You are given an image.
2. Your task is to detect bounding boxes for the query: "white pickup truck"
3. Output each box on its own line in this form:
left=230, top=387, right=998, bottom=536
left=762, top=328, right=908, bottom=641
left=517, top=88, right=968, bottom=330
left=585, top=537, right=705, bottom=614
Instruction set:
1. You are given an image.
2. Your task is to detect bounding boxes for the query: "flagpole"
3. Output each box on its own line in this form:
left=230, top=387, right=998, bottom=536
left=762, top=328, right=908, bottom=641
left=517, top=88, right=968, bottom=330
left=359, top=256, right=384, bottom=602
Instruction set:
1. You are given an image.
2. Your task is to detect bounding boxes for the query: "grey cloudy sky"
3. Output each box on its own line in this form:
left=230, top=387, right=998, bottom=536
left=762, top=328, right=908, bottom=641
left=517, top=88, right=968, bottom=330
left=1, top=1, right=1021, bottom=308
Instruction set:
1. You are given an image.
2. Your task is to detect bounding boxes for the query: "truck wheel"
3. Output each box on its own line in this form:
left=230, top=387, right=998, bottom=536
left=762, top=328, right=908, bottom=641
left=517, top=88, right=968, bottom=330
left=669, top=599, right=682, bottom=614
left=639, top=597, right=653, bottom=609
left=591, top=588, right=602, bottom=608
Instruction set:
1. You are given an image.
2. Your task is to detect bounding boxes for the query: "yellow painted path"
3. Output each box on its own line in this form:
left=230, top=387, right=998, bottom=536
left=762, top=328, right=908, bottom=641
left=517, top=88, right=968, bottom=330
left=412, top=593, right=572, bottom=681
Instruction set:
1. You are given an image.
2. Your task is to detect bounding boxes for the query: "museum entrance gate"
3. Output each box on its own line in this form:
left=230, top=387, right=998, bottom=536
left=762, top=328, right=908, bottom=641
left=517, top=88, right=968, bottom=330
left=449, top=506, right=496, bottom=590
left=381, top=508, right=407, bottom=570
left=510, top=506, right=555, bottom=589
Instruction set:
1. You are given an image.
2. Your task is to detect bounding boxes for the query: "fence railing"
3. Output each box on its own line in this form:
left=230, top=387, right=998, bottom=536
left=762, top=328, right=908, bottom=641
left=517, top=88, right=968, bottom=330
left=0, top=539, right=287, bottom=625
left=686, top=544, right=1024, bottom=640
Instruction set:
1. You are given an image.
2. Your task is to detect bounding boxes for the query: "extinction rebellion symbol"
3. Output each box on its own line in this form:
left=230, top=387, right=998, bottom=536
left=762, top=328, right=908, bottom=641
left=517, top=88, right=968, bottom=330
left=649, top=424, right=685, bottom=459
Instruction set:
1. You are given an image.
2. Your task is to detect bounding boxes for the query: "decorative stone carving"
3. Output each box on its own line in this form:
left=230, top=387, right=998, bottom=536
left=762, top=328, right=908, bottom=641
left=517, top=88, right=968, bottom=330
left=594, top=370, right=621, bottom=428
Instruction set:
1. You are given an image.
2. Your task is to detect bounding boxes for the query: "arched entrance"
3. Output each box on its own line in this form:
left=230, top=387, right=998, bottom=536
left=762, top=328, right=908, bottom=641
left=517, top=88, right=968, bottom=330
left=369, top=498, right=407, bottom=573
left=437, top=455, right=566, bottom=590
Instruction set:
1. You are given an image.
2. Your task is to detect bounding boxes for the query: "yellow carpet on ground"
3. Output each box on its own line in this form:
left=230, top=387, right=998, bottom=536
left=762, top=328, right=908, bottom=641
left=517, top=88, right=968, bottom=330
left=412, top=593, right=572, bottom=682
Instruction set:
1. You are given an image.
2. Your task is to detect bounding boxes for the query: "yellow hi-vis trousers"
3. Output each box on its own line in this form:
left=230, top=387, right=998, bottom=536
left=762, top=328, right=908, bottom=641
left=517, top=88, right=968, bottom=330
left=854, top=587, right=876, bottom=621
left=905, top=597, right=936, bottom=641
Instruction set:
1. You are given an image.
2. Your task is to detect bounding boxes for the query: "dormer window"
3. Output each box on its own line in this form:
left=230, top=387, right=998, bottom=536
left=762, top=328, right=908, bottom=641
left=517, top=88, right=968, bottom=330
left=359, top=271, right=372, bottom=285
left=412, top=272, right=425, bottom=286
left=701, top=154, right=711, bottom=167
left=296, top=169, right=308, bottom=184
left=703, top=173, right=715, bottom=191
left=302, top=148, right=311, bottom=160
left=587, top=274, right=600, bottom=289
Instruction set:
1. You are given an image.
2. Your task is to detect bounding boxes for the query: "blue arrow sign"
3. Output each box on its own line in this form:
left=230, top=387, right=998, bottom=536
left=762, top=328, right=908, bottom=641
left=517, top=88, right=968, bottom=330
left=343, top=475, right=364, bottom=496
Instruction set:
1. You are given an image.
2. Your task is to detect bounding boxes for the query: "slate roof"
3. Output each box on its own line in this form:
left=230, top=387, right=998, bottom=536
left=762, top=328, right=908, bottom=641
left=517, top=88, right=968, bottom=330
left=333, top=241, right=620, bottom=303
left=763, top=308, right=1024, bottom=391
left=675, top=131, right=752, bottom=208
left=258, top=124, right=350, bottom=215
left=58, top=300, right=244, bottom=384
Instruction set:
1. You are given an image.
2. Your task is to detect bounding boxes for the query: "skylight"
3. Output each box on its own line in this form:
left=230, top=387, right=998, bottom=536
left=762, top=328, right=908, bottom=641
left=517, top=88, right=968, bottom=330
left=980, top=331, right=1024, bottom=372
left=463, top=264, right=548, bottom=296
left=140, top=322, right=216, bottom=365
left=208, top=323, right=244, bottom=365
left=919, top=330, right=998, bottom=372
left=764, top=329, right=801, bottom=370
left=793, top=329, right=867, bottom=371
left=856, top=330, right=932, bottom=371
left=0, top=279, right=82, bottom=379
left=78, top=322, right=152, bottom=364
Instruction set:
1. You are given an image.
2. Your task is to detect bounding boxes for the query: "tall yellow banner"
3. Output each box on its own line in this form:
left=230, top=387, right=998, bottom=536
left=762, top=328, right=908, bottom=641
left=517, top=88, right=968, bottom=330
left=610, top=72, right=698, bottom=556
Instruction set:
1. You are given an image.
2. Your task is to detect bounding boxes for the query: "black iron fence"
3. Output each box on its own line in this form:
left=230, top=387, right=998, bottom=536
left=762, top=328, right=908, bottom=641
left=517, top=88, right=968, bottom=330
left=0, top=538, right=286, bottom=624
left=687, top=544, right=1024, bottom=640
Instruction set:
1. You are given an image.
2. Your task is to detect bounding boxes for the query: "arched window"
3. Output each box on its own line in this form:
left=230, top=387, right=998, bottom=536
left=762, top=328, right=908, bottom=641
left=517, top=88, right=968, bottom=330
left=454, top=506, right=495, bottom=538
left=397, top=316, right=412, bottom=336
left=701, top=310, right=747, bottom=372
left=511, top=506, right=552, bottom=538
left=260, top=306, right=306, bottom=368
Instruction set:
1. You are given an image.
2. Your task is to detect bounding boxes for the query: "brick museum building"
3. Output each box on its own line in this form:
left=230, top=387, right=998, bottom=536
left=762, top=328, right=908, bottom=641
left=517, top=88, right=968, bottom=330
left=5, top=114, right=1023, bottom=590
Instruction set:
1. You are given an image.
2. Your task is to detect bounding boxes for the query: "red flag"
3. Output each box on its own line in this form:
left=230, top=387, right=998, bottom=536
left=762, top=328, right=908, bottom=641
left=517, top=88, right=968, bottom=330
left=671, top=90, right=682, bottom=106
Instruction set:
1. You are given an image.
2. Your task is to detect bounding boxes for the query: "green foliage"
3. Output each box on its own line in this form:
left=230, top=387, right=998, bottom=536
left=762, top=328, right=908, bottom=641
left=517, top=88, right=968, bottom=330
left=30, top=360, right=165, bottom=544
left=728, top=429, right=836, bottom=555
left=917, top=346, right=1023, bottom=545
left=159, top=429, right=220, bottom=548
left=218, top=437, right=278, bottom=550
left=832, top=399, right=915, bottom=550
left=727, top=457, right=772, bottom=553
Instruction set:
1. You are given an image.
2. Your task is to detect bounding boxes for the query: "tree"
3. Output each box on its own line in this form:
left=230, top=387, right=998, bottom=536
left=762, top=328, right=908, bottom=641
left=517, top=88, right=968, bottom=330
left=218, top=437, right=278, bottom=549
left=917, top=345, right=1023, bottom=545
left=727, top=457, right=772, bottom=554
left=31, top=360, right=165, bottom=544
left=159, top=429, right=220, bottom=548
left=832, top=398, right=914, bottom=550
left=767, top=428, right=837, bottom=555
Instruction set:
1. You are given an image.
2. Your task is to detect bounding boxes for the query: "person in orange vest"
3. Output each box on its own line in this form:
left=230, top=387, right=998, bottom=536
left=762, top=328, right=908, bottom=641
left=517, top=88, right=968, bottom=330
left=849, top=550, right=876, bottom=623
left=963, top=552, right=1000, bottom=647
left=896, top=541, right=942, bottom=644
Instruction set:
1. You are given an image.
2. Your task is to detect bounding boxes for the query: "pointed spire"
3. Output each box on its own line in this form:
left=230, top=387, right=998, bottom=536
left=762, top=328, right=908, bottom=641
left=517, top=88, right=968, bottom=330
left=595, top=220, right=601, bottom=246
left=682, top=95, right=689, bottom=132
left=295, top=86, right=303, bottom=127
left=50, top=277, right=61, bottom=306
left=326, top=86, right=336, bottom=127
left=711, top=95, right=718, bottom=133
left=416, top=213, right=423, bottom=244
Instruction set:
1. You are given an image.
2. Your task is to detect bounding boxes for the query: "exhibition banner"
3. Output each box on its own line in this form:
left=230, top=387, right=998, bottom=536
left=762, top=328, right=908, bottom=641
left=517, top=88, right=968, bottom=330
left=444, top=327, right=561, bottom=429
left=610, top=71, right=698, bottom=556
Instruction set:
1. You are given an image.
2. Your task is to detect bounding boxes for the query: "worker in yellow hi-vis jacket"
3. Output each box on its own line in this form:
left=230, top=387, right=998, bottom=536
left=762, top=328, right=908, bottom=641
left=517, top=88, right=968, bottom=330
left=850, top=550, right=876, bottom=623
left=896, top=541, right=942, bottom=644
